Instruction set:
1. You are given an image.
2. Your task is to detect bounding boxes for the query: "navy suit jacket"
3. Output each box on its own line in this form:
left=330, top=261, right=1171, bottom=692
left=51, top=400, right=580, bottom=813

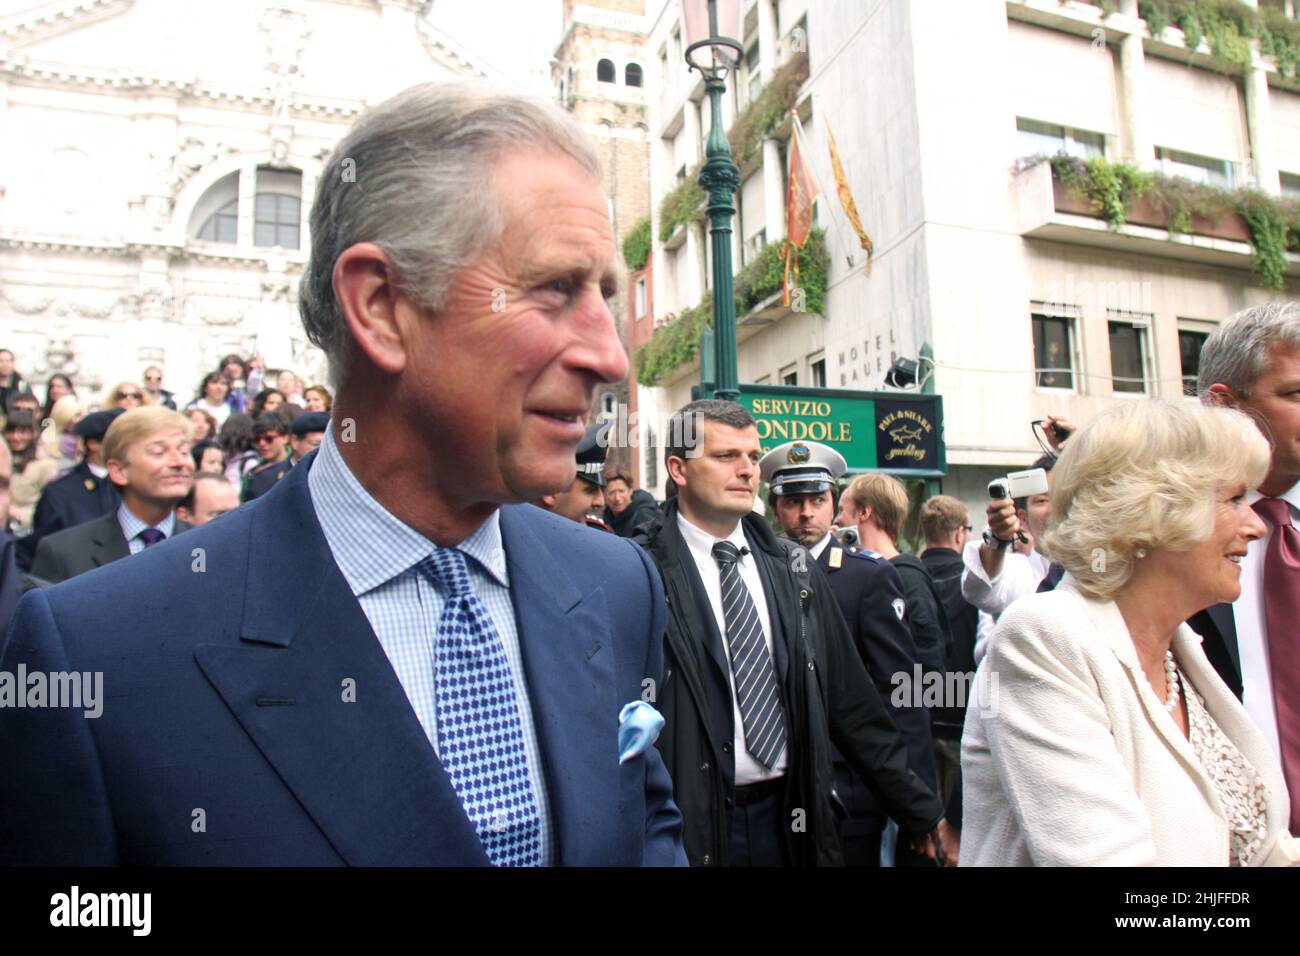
left=0, top=452, right=686, bottom=866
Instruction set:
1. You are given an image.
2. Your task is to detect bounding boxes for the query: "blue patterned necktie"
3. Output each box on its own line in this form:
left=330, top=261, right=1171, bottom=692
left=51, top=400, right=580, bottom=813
left=711, top=540, right=787, bottom=769
left=417, top=547, right=542, bottom=866
left=137, top=528, right=165, bottom=548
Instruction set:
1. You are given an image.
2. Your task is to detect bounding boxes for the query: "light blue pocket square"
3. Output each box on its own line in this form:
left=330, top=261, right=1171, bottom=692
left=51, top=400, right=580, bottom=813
left=618, top=700, right=665, bottom=764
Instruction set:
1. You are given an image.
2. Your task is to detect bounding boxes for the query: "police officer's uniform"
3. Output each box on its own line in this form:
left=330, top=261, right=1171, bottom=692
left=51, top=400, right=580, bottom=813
left=16, top=408, right=124, bottom=572
left=576, top=423, right=614, bottom=532
left=760, top=440, right=938, bottom=867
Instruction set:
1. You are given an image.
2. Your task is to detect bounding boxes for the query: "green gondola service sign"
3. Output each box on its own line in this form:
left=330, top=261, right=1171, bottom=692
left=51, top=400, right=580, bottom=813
left=737, top=384, right=946, bottom=477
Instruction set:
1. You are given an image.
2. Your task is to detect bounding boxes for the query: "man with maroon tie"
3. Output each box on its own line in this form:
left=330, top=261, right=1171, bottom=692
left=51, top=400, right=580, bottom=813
left=1199, top=301, right=1300, bottom=832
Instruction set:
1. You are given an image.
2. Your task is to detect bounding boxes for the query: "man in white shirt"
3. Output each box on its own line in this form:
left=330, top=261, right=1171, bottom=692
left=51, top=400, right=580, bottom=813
left=1198, top=301, right=1300, bottom=831
left=636, top=400, right=945, bottom=866
left=960, top=455, right=1056, bottom=662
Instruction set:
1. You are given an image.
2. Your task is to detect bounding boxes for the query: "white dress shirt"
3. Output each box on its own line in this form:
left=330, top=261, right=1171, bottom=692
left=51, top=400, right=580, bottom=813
left=307, top=426, right=554, bottom=862
left=676, top=511, right=788, bottom=785
left=116, top=503, right=176, bottom=555
left=1234, top=481, right=1300, bottom=762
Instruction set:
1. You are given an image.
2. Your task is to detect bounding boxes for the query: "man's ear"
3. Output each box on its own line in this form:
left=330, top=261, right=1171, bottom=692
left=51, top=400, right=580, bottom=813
left=666, top=455, right=688, bottom=487
left=106, top=459, right=128, bottom=488
left=1204, top=383, right=1237, bottom=408
left=333, top=242, right=411, bottom=375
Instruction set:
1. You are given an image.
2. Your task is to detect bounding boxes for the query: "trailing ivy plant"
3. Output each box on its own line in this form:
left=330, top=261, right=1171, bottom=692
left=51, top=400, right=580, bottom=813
left=622, top=216, right=652, bottom=271
left=1236, top=189, right=1290, bottom=290
left=657, top=169, right=706, bottom=243
left=1021, top=154, right=1295, bottom=289
left=727, top=52, right=811, bottom=167
left=1049, top=155, right=1152, bottom=228
left=1140, top=0, right=1300, bottom=77
left=634, top=229, right=830, bottom=386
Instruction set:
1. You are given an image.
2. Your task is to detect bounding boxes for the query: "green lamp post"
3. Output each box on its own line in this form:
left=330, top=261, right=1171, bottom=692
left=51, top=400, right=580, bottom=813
left=682, top=0, right=743, bottom=402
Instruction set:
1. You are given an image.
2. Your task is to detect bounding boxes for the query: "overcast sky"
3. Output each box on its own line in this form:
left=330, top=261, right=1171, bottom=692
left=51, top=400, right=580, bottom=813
left=427, top=0, right=565, bottom=90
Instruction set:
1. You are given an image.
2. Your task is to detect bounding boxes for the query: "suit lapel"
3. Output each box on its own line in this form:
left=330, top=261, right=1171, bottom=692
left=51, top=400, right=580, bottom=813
left=194, top=456, right=486, bottom=866
left=89, top=513, right=129, bottom=567
left=499, top=506, right=618, bottom=866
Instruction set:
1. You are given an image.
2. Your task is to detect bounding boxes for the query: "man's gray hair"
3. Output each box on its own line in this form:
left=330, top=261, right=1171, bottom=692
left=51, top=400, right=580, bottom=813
left=299, top=82, right=602, bottom=387
left=1198, top=301, right=1300, bottom=399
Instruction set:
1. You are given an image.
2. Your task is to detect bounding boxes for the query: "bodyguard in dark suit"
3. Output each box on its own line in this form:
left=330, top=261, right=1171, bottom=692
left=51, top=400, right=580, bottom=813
left=29, top=406, right=195, bottom=585
left=762, top=440, right=942, bottom=866
left=1, top=84, right=684, bottom=866
left=15, top=408, right=123, bottom=571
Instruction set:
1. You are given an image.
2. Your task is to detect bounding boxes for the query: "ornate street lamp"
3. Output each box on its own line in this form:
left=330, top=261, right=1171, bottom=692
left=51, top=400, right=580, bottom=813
left=682, top=0, right=743, bottom=401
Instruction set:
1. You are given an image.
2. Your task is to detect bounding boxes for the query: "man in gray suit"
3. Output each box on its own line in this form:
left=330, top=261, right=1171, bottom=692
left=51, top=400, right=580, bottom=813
left=30, top=406, right=194, bottom=584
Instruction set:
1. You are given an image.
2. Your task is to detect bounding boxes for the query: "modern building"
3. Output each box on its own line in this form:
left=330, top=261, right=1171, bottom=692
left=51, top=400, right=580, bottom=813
left=634, top=0, right=1300, bottom=521
left=0, top=0, right=512, bottom=405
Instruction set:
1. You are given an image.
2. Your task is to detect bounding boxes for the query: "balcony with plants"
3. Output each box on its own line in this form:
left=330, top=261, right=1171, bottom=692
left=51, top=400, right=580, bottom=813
left=634, top=229, right=828, bottom=387
left=1012, top=153, right=1300, bottom=288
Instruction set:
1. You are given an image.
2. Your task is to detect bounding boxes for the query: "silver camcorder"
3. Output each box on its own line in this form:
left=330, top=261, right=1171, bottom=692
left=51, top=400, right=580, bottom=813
left=987, top=467, right=1049, bottom=502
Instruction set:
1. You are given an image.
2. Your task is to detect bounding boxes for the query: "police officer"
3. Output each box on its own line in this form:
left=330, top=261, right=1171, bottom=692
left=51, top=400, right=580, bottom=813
left=761, top=439, right=944, bottom=867
left=243, top=411, right=328, bottom=502
left=536, top=423, right=613, bottom=530
left=16, top=408, right=124, bottom=571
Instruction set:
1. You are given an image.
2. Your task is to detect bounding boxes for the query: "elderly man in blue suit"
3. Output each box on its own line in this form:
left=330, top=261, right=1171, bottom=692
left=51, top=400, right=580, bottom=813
left=0, top=83, right=685, bottom=866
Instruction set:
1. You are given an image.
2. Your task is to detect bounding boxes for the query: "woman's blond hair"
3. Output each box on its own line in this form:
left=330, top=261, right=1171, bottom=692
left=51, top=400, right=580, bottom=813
left=1044, top=400, right=1269, bottom=599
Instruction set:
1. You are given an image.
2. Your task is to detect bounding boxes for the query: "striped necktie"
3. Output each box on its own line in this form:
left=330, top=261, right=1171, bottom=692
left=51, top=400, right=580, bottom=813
left=417, top=547, right=542, bottom=866
left=711, top=540, right=786, bottom=769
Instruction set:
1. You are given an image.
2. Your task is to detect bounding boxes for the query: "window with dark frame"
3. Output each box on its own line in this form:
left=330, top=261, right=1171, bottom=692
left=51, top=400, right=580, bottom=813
left=1179, top=328, right=1210, bottom=397
left=253, top=192, right=301, bottom=249
left=1109, top=321, right=1148, bottom=394
left=625, top=63, right=643, bottom=87
left=597, top=59, right=616, bottom=83
left=810, top=358, right=826, bottom=387
left=1032, top=313, right=1075, bottom=389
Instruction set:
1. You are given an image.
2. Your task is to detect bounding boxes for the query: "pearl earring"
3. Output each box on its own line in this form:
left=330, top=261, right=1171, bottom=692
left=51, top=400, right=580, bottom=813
left=1135, top=548, right=1147, bottom=559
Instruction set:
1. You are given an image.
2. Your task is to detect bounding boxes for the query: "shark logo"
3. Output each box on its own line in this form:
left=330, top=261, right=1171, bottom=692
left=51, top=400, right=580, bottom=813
left=889, top=424, right=923, bottom=443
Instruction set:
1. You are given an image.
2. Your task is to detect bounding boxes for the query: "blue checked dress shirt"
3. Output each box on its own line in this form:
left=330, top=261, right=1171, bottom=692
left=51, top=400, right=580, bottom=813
left=117, top=504, right=176, bottom=555
left=307, top=426, right=554, bottom=864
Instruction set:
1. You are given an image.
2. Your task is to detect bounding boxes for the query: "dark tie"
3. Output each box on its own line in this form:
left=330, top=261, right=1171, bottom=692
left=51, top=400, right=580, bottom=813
left=1038, top=563, right=1065, bottom=593
left=416, top=547, right=542, bottom=866
left=136, top=528, right=165, bottom=548
left=711, top=540, right=786, bottom=769
left=1252, top=497, right=1300, bottom=832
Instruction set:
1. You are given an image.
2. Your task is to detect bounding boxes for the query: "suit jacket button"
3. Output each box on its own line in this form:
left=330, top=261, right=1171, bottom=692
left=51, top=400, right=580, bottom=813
left=702, top=854, right=711, bottom=864
left=722, top=743, right=732, bottom=753
left=700, top=761, right=709, bottom=771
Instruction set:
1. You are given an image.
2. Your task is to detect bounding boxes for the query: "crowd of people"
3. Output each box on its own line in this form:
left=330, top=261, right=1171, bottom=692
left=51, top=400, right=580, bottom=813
left=0, top=351, right=332, bottom=586
left=0, top=81, right=1297, bottom=869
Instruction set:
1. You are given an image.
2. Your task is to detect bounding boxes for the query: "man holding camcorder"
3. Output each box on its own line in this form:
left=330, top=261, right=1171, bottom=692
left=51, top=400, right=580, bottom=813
left=960, top=416, right=1073, bottom=662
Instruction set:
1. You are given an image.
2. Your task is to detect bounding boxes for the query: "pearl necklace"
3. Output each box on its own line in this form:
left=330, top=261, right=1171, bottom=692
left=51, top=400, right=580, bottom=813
left=1163, top=650, right=1181, bottom=713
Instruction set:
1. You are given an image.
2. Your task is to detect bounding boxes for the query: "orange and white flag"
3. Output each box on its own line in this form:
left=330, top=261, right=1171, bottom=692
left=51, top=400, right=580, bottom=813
left=825, top=115, right=874, bottom=275
left=784, top=114, right=820, bottom=305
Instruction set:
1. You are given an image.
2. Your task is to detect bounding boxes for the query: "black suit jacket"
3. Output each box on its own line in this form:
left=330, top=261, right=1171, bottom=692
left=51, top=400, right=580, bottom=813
left=16, top=462, right=119, bottom=571
left=29, top=512, right=191, bottom=585
left=1187, top=603, right=1242, bottom=701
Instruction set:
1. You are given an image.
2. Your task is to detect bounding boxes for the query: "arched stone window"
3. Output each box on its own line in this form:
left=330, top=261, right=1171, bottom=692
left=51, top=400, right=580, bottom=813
left=190, top=172, right=239, bottom=244
left=597, top=58, right=615, bottom=83
left=625, top=62, right=643, bottom=87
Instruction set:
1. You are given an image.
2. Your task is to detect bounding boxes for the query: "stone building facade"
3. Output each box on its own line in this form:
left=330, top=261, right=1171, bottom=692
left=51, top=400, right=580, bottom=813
left=0, top=0, right=506, bottom=406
